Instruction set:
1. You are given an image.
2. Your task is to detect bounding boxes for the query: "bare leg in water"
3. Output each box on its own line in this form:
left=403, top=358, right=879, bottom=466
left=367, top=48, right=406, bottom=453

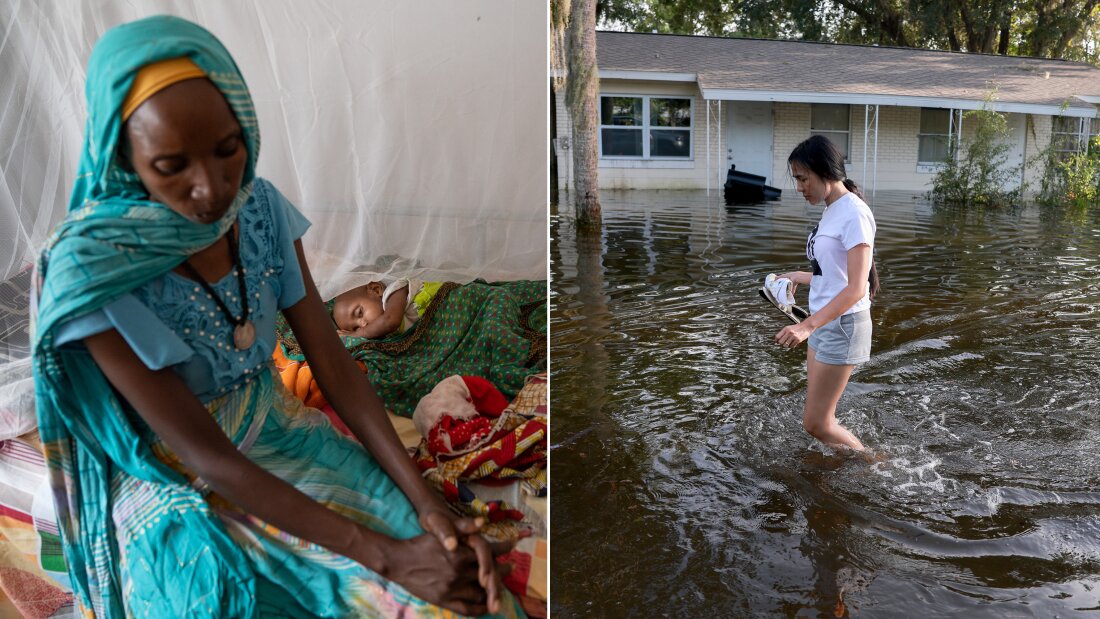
left=803, top=347, right=865, bottom=451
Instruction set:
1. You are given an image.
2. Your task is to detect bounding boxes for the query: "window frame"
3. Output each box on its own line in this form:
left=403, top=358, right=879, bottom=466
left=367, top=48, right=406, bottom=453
left=915, top=107, right=964, bottom=172
left=598, top=94, right=694, bottom=161
left=809, top=103, right=851, bottom=163
left=1052, top=115, right=1098, bottom=161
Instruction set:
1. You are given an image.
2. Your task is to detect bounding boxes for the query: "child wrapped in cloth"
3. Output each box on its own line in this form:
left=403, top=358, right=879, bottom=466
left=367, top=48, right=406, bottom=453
left=329, top=278, right=444, bottom=339
left=275, top=277, right=547, bottom=417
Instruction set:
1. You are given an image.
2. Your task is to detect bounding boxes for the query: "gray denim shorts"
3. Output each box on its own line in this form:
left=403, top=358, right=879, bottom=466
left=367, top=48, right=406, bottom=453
left=808, top=309, right=872, bottom=365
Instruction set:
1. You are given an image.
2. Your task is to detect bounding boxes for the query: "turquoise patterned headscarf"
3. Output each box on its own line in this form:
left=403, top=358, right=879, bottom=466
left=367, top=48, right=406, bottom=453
left=33, top=15, right=261, bottom=617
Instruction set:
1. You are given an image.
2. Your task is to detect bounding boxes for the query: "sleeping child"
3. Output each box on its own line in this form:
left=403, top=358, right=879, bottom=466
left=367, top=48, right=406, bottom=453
left=330, top=278, right=443, bottom=338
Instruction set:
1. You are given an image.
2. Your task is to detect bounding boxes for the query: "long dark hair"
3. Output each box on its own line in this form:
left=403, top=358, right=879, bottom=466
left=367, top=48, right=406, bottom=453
left=788, top=135, right=880, bottom=299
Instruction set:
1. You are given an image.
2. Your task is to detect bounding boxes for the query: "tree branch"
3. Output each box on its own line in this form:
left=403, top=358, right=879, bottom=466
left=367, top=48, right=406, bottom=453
left=833, top=0, right=910, bottom=46
left=1052, top=0, right=1099, bottom=57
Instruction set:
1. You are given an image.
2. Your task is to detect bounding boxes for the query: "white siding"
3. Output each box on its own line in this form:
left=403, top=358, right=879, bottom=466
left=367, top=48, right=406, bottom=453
left=554, top=81, right=1072, bottom=194
left=555, top=79, right=729, bottom=191
left=553, top=86, right=572, bottom=191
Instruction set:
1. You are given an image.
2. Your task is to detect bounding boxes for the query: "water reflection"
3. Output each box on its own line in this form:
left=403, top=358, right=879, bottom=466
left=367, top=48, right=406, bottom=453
left=551, top=190, right=1100, bottom=617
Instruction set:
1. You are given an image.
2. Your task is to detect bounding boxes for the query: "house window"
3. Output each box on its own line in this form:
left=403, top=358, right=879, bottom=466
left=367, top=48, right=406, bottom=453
left=918, top=108, right=952, bottom=164
left=599, top=96, right=643, bottom=157
left=649, top=98, right=691, bottom=157
left=810, top=104, right=849, bottom=160
left=1052, top=116, right=1100, bottom=161
left=599, top=95, right=692, bottom=159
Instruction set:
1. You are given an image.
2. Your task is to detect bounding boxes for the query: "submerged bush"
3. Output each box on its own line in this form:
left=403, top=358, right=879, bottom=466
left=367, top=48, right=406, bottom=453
left=930, top=102, right=1025, bottom=207
left=1037, top=136, right=1100, bottom=209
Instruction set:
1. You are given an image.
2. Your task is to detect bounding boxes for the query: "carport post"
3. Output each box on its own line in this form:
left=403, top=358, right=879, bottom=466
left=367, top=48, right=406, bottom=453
left=862, top=104, right=880, bottom=205
left=706, top=99, right=711, bottom=195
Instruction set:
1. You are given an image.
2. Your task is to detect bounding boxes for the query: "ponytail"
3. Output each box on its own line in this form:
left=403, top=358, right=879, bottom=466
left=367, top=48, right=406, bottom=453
left=868, top=260, right=879, bottom=299
left=843, top=178, right=879, bottom=298
left=842, top=178, right=864, bottom=201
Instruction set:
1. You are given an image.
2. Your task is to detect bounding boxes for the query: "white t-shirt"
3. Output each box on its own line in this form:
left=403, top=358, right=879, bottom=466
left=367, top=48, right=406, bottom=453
left=380, top=278, right=422, bottom=331
left=806, top=192, right=875, bottom=315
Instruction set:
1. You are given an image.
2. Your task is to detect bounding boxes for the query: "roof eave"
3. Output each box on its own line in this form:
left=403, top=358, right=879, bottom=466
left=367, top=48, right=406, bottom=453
left=701, top=88, right=1098, bottom=117
left=600, top=69, right=698, bottom=82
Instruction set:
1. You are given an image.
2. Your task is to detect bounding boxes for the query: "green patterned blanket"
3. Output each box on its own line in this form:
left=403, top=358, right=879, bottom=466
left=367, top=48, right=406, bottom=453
left=277, top=279, right=546, bottom=417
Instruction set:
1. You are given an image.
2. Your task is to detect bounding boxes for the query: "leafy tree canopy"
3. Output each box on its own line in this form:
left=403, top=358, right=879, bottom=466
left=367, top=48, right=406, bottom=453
left=598, top=0, right=1100, bottom=62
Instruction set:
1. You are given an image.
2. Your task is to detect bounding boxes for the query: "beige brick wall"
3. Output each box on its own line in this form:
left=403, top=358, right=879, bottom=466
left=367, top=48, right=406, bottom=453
left=759, top=104, right=1034, bottom=195
left=771, top=102, right=809, bottom=191
left=774, top=104, right=949, bottom=193
left=1023, top=114, right=1053, bottom=191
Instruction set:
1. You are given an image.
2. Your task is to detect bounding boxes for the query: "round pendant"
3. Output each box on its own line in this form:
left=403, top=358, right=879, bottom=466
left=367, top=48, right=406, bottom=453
left=233, top=321, right=256, bottom=350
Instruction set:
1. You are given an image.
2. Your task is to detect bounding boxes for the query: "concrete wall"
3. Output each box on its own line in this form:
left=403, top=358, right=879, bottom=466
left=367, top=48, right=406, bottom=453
left=554, top=81, right=1062, bottom=194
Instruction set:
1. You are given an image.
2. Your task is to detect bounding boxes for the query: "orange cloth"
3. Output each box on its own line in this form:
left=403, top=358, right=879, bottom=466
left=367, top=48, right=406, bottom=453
left=121, top=57, right=205, bottom=120
left=270, top=345, right=367, bottom=410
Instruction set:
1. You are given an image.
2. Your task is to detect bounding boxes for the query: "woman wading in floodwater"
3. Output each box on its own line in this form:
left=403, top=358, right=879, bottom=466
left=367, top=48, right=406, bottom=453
left=775, top=135, right=879, bottom=452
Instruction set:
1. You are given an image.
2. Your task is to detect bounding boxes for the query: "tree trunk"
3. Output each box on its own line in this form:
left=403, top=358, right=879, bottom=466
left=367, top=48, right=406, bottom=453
left=1027, top=1, right=1053, bottom=56
left=959, top=3, right=978, bottom=50
left=945, top=10, right=962, bottom=51
left=566, top=0, right=601, bottom=226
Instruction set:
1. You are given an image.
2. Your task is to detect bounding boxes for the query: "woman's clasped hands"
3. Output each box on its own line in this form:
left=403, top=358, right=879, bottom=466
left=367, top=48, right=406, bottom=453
left=365, top=508, right=514, bottom=616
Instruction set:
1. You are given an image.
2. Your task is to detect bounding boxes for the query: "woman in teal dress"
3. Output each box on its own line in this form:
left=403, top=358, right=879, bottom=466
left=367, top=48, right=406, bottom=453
left=32, top=15, right=521, bottom=619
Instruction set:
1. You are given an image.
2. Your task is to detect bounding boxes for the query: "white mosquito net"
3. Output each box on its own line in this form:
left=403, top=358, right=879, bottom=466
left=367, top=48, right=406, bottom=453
left=0, top=0, right=548, bottom=435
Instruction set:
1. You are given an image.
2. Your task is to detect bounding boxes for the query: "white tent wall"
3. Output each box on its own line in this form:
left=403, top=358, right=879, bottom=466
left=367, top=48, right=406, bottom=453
left=0, top=0, right=548, bottom=304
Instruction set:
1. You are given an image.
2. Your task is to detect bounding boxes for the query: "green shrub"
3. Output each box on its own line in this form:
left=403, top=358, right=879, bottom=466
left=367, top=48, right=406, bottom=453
left=1037, top=136, right=1100, bottom=208
left=930, top=99, right=1025, bottom=207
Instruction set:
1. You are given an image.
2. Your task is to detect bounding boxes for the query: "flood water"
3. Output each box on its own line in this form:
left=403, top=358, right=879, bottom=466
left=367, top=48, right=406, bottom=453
left=550, top=190, right=1100, bottom=618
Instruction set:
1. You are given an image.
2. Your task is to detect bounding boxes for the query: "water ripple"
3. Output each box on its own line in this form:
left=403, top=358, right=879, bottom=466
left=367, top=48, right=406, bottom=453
left=551, top=191, right=1100, bottom=617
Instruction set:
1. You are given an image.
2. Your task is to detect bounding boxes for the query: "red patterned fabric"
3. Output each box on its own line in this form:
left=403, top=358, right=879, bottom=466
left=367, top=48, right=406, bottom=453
left=414, top=415, right=546, bottom=526
left=412, top=373, right=548, bottom=611
left=453, top=420, right=545, bottom=478
left=428, top=415, right=493, bottom=454
left=461, top=375, right=509, bottom=416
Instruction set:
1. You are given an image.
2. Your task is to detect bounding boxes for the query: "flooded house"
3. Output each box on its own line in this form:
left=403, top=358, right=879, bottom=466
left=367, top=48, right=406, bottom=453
left=552, top=31, right=1100, bottom=197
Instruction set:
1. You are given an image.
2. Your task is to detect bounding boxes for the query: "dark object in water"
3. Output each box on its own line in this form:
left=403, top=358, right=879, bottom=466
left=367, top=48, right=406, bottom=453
left=724, top=164, right=781, bottom=204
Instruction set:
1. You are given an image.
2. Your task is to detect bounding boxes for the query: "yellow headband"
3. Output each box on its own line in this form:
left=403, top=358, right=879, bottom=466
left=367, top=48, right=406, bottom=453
left=121, top=57, right=206, bottom=121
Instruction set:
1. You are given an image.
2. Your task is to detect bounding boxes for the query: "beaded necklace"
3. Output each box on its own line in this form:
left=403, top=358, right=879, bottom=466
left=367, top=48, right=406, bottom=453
left=180, top=228, right=255, bottom=349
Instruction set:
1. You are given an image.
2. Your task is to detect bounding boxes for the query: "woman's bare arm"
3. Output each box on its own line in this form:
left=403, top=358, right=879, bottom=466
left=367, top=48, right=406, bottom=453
left=281, top=240, right=506, bottom=612
left=84, top=329, right=488, bottom=614
left=281, top=242, right=442, bottom=514
left=802, top=244, right=871, bottom=330
left=84, top=329, right=391, bottom=568
left=778, top=270, right=813, bottom=286
left=774, top=246, right=871, bottom=348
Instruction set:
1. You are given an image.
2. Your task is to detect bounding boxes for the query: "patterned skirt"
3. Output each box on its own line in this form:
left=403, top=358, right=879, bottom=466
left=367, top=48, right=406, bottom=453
left=105, top=366, right=524, bottom=618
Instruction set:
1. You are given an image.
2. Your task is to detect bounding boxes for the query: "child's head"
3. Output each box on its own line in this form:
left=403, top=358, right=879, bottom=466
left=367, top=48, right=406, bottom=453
left=331, top=282, right=385, bottom=334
